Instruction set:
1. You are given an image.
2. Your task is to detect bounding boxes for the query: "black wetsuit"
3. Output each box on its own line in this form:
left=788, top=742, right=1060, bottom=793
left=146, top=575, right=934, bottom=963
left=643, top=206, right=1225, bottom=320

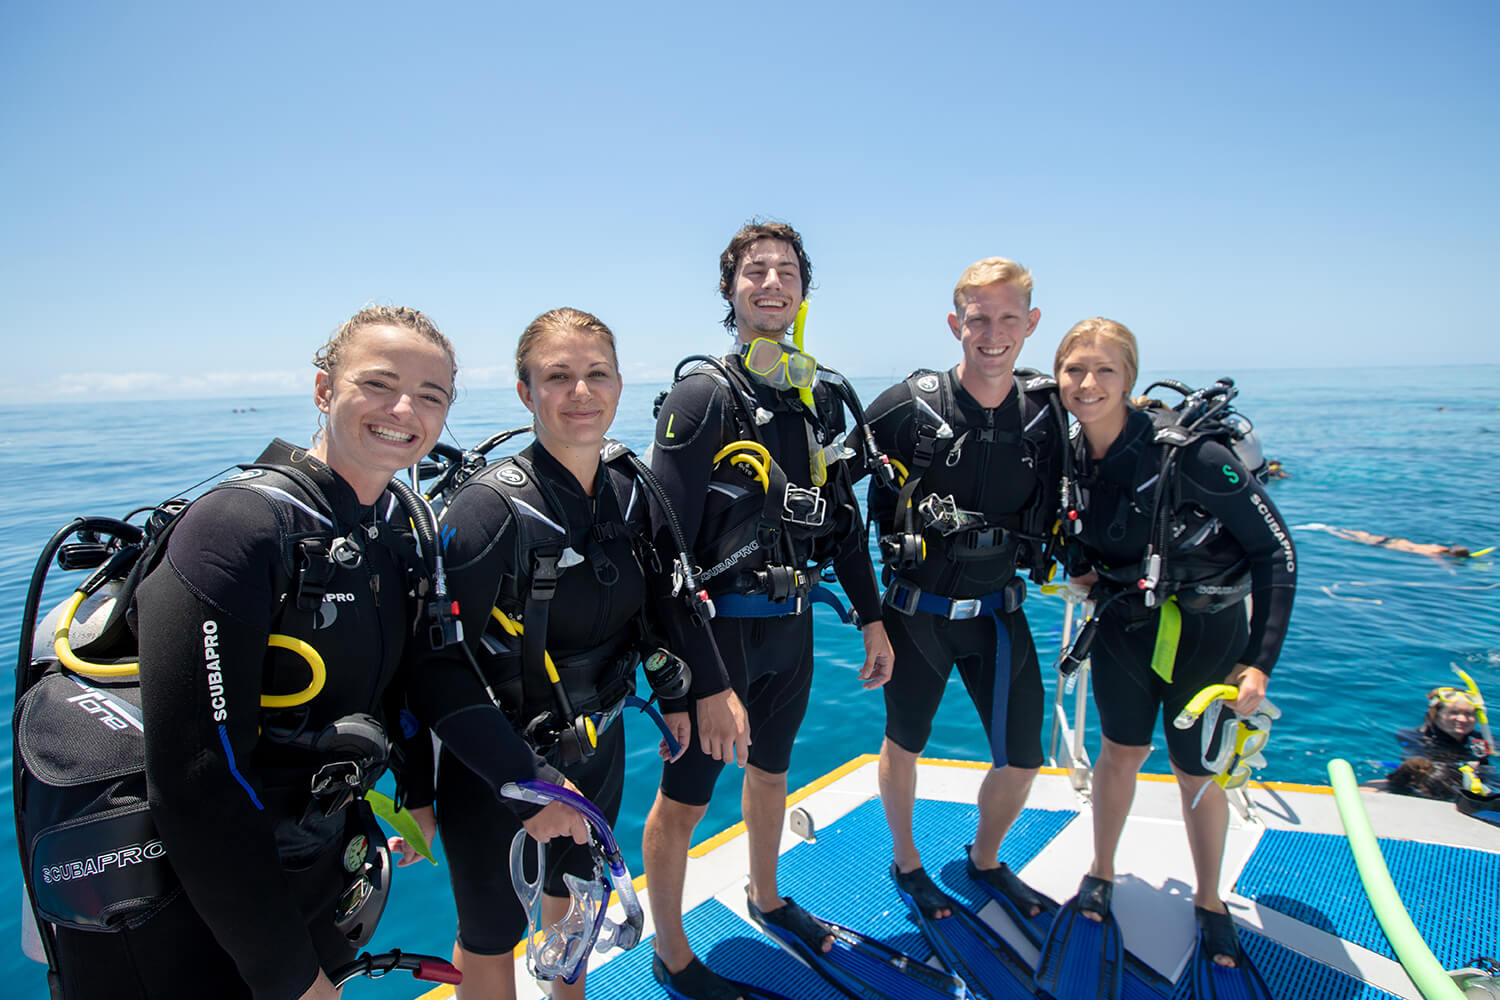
left=650, top=358, right=883, bottom=805
left=1392, top=723, right=1496, bottom=798
left=66, top=441, right=424, bottom=1000
left=865, top=369, right=1062, bottom=768
left=1067, top=409, right=1297, bottom=772
left=404, top=442, right=681, bottom=955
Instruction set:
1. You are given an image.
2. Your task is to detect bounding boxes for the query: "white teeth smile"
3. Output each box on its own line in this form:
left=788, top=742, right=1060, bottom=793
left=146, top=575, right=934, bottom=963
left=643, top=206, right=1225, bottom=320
left=754, top=298, right=787, bottom=308
left=978, top=347, right=1007, bottom=356
left=370, top=426, right=415, bottom=443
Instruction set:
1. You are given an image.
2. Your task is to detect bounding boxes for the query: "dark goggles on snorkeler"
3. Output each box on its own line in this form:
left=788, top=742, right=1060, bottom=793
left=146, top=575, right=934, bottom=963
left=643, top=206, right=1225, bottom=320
left=500, top=780, right=644, bottom=984
left=740, top=337, right=817, bottom=391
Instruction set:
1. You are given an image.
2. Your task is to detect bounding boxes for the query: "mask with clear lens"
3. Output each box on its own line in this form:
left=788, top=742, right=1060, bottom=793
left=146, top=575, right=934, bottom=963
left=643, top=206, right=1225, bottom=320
left=740, top=338, right=817, bottom=391
left=1430, top=686, right=1483, bottom=711
left=501, top=781, right=645, bottom=984
left=510, top=832, right=609, bottom=984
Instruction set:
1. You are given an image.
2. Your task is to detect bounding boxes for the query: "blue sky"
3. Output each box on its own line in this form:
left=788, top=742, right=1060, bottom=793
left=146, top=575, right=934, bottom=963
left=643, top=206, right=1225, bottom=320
left=3, top=1, right=1496, bottom=403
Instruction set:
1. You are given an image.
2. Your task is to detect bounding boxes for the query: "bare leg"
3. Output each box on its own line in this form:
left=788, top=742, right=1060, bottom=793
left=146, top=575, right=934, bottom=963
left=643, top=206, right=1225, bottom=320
left=452, top=942, right=517, bottom=1000
left=1087, top=737, right=1150, bottom=921
left=743, top=764, right=831, bottom=952
left=643, top=789, right=707, bottom=973
left=878, top=738, right=922, bottom=870
left=972, top=764, right=1039, bottom=864
left=880, top=738, right=952, bottom=919
left=1174, top=766, right=1236, bottom=968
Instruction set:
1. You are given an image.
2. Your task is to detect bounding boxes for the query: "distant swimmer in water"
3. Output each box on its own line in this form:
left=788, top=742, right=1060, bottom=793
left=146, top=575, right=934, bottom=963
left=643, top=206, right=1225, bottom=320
left=1265, top=459, right=1289, bottom=480
left=1306, top=524, right=1479, bottom=558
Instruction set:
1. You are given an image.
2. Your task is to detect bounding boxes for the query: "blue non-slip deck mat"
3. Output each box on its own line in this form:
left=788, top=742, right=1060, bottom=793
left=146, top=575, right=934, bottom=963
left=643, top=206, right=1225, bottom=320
left=1235, top=827, right=1499, bottom=971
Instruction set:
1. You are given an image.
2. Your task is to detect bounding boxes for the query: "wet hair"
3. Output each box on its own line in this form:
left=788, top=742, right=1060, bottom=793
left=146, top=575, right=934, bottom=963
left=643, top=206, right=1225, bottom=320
left=314, top=305, right=458, bottom=388
left=1385, top=756, right=1455, bottom=800
left=953, top=257, right=1034, bottom=312
left=515, top=307, right=619, bottom=386
left=718, top=220, right=813, bottom=332
left=1054, top=317, right=1140, bottom=395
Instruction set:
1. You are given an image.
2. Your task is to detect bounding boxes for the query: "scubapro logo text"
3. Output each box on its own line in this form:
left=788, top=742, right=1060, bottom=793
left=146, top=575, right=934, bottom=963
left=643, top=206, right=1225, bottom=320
left=42, top=840, right=166, bottom=883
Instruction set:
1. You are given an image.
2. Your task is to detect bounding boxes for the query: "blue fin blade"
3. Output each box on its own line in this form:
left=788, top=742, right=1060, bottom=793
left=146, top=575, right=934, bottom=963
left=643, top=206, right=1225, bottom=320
left=1191, top=939, right=1275, bottom=1000
left=894, top=884, right=1037, bottom=1000
left=975, top=880, right=1171, bottom=999
left=1033, top=898, right=1124, bottom=1000
left=748, top=905, right=972, bottom=1000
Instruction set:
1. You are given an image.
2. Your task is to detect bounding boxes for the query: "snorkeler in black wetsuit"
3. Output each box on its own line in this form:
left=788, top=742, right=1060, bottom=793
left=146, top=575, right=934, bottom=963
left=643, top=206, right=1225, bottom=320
left=1389, top=686, right=1495, bottom=799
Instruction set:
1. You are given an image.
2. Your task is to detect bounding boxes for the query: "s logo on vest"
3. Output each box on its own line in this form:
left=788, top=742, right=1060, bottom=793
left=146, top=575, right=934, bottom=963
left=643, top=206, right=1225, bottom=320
left=916, top=374, right=940, bottom=393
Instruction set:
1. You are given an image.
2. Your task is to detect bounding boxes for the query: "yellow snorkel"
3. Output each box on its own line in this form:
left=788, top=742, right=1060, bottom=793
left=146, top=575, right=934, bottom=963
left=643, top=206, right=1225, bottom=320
left=791, top=300, right=815, bottom=411
left=1452, top=665, right=1493, bottom=746
left=1173, top=683, right=1281, bottom=806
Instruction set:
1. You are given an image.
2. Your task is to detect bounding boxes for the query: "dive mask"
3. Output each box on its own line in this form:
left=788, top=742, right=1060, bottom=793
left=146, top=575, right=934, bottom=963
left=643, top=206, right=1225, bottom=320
left=501, top=780, right=644, bottom=984
left=740, top=337, right=817, bottom=392
left=1172, top=685, right=1281, bottom=806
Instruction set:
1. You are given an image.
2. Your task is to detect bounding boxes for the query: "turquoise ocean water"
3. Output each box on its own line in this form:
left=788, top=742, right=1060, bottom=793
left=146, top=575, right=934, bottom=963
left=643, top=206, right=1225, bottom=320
left=1, top=366, right=1497, bottom=997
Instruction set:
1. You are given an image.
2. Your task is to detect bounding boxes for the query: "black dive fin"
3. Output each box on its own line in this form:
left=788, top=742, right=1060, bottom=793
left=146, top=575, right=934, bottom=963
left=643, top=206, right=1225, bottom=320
left=746, top=897, right=970, bottom=1000
left=1190, top=916, right=1274, bottom=999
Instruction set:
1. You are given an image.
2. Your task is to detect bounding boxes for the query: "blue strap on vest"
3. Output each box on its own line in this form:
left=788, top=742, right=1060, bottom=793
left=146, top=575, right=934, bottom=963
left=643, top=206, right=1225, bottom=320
left=713, top=584, right=852, bottom=622
left=882, top=577, right=1025, bottom=620
left=988, top=611, right=1012, bottom=768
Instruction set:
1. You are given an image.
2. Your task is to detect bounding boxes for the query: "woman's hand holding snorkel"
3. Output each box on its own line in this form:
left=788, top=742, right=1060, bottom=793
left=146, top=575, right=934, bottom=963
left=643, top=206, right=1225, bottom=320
left=521, top=778, right=592, bottom=846
left=1228, top=664, right=1269, bottom=716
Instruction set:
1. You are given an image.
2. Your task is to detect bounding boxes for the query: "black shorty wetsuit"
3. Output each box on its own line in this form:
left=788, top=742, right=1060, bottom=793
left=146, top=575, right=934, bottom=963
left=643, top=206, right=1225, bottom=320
left=405, top=442, right=677, bottom=955
left=866, top=370, right=1062, bottom=769
left=83, top=441, right=422, bottom=1000
left=1068, top=409, right=1297, bottom=772
left=650, top=359, right=883, bottom=805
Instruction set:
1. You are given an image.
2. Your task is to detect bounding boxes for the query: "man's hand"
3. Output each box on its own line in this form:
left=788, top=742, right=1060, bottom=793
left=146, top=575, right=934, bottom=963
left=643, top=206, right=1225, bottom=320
left=858, top=620, right=894, bottom=689
left=696, top=689, right=751, bottom=766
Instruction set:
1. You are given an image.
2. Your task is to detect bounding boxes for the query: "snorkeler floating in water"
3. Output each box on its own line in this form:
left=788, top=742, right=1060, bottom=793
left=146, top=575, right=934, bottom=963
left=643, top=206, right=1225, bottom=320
left=1301, top=523, right=1492, bottom=559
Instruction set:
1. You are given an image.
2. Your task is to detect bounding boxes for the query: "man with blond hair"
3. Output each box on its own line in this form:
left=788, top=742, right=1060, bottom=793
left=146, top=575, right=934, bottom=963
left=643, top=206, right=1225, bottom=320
left=864, top=256, right=1066, bottom=923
